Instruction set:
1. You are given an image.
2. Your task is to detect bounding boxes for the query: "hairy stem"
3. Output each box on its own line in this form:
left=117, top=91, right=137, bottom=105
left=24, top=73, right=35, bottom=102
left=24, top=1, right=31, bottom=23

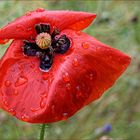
left=40, top=124, right=46, bottom=140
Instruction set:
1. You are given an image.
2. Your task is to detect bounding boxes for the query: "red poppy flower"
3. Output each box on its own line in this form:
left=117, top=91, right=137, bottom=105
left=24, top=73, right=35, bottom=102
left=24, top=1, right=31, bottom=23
left=0, top=9, right=131, bottom=123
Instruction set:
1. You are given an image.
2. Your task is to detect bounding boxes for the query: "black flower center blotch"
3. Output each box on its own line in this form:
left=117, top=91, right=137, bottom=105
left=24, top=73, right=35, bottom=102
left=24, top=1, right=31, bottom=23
left=23, top=24, right=70, bottom=71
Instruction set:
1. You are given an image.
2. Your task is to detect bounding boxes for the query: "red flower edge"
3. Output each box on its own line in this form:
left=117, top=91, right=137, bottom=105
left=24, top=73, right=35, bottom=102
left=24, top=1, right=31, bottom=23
left=0, top=9, right=131, bottom=123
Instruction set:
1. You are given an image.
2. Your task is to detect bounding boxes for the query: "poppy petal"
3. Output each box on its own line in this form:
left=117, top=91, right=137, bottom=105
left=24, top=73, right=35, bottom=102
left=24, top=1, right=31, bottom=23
left=0, top=9, right=96, bottom=41
left=0, top=39, right=9, bottom=44
left=0, top=30, right=131, bottom=123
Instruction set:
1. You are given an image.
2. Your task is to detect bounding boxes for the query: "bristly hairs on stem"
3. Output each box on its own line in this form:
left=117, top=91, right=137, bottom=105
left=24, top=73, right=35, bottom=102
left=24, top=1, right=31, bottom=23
left=39, top=124, right=50, bottom=140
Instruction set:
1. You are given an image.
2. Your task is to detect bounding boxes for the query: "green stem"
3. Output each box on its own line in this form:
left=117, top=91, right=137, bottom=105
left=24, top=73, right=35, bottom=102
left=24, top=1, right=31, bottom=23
left=40, top=124, right=46, bottom=140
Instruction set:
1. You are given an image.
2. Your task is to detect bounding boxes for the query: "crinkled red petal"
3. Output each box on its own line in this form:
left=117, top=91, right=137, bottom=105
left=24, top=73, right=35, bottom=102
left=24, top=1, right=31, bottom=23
left=0, top=30, right=131, bottom=123
left=0, top=39, right=9, bottom=44
left=0, top=9, right=96, bottom=42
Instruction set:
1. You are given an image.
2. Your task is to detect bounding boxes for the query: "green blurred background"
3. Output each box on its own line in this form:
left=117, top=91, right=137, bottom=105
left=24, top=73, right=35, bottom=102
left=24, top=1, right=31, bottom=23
left=0, top=0, right=140, bottom=140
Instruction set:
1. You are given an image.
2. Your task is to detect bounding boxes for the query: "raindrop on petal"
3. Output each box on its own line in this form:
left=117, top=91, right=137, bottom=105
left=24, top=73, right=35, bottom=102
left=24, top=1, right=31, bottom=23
left=40, top=92, right=48, bottom=98
left=21, top=114, right=29, bottom=122
left=62, top=113, right=68, bottom=120
left=65, top=83, right=71, bottom=90
left=76, top=31, right=82, bottom=36
left=72, top=58, right=79, bottom=67
left=30, top=107, right=40, bottom=112
left=89, top=73, right=94, bottom=80
left=35, top=8, right=45, bottom=12
left=13, top=90, right=19, bottom=96
left=5, top=80, right=11, bottom=87
left=3, top=100, right=8, bottom=107
left=82, top=42, right=89, bottom=49
left=40, top=98, right=46, bottom=109
left=76, top=86, right=82, bottom=98
left=63, top=72, right=70, bottom=82
left=9, top=108, right=16, bottom=115
left=15, top=76, right=28, bottom=87
left=25, top=12, right=31, bottom=16
left=16, top=25, right=24, bottom=31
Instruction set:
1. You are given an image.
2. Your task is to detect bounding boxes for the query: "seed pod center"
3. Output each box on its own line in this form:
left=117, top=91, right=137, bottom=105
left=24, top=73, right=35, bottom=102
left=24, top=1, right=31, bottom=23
left=36, top=33, right=52, bottom=49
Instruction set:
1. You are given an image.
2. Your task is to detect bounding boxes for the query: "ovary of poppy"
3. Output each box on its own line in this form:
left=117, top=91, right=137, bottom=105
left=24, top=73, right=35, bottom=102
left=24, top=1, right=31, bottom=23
left=0, top=8, right=131, bottom=123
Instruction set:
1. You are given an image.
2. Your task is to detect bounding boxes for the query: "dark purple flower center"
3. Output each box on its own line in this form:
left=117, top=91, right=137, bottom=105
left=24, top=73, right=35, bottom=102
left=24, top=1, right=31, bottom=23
left=23, top=24, right=70, bottom=71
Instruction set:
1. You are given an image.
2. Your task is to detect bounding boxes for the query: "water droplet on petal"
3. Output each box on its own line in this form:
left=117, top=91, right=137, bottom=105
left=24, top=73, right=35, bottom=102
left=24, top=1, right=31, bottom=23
left=15, top=76, right=28, bottom=87
left=13, top=90, right=19, bottom=96
left=82, top=42, right=89, bottom=49
left=89, top=73, right=94, bottom=80
left=35, top=8, right=45, bottom=12
left=65, top=83, right=71, bottom=90
left=76, top=31, right=82, bottom=36
left=40, top=92, right=48, bottom=98
left=40, top=98, right=46, bottom=109
left=63, top=72, right=70, bottom=82
left=76, top=91, right=82, bottom=98
left=21, top=114, right=29, bottom=122
left=76, top=86, right=82, bottom=98
left=62, top=113, right=68, bottom=120
left=5, top=80, right=11, bottom=87
left=16, top=25, right=24, bottom=31
left=3, top=100, right=8, bottom=107
left=25, top=12, right=31, bottom=16
left=72, top=58, right=79, bottom=67
left=35, top=70, right=38, bottom=73
left=9, top=108, right=16, bottom=115
left=30, top=107, right=40, bottom=112
left=27, top=27, right=32, bottom=31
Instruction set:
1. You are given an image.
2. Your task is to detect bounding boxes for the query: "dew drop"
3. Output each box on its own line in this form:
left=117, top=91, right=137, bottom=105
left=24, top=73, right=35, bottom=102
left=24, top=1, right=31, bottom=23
left=15, top=76, right=28, bottom=87
left=76, top=91, right=82, bottom=98
left=35, top=8, right=45, bottom=12
left=5, top=80, right=11, bottom=87
left=76, top=31, right=82, bottom=36
left=40, top=98, right=46, bottom=109
left=40, top=92, right=48, bottom=98
left=82, top=42, right=89, bottom=49
left=16, top=25, right=24, bottom=31
left=35, top=70, right=38, bottom=73
left=3, top=100, right=8, bottom=106
left=62, top=112, right=68, bottom=120
left=21, top=114, right=29, bottom=122
left=65, top=83, right=71, bottom=90
left=63, top=72, right=70, bottom=82
left=51, top=105, right=55, bottom=114
left=72, top=58, right=79, bottom=67
left=30, top=107, right=40, bottom=112
left=9, top=108, right=16, bottom=115
left=25, top=12, right=31, bottom=16
left=89, top=73, right=94, bottom=80
left=27, top=27, right=32, bottom=31
left=13, top=90, right=19, bottom=96
left=76, top=86, right=82, bottom=98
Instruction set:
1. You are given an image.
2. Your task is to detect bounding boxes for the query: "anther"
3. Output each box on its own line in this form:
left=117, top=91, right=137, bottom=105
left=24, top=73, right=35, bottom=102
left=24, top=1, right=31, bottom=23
left=35, top=24, right=50, bottom=34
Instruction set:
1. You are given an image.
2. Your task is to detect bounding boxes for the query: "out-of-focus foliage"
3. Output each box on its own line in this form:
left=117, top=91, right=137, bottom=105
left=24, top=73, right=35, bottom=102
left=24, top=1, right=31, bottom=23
left=0, top=0, right=140, bottom=140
